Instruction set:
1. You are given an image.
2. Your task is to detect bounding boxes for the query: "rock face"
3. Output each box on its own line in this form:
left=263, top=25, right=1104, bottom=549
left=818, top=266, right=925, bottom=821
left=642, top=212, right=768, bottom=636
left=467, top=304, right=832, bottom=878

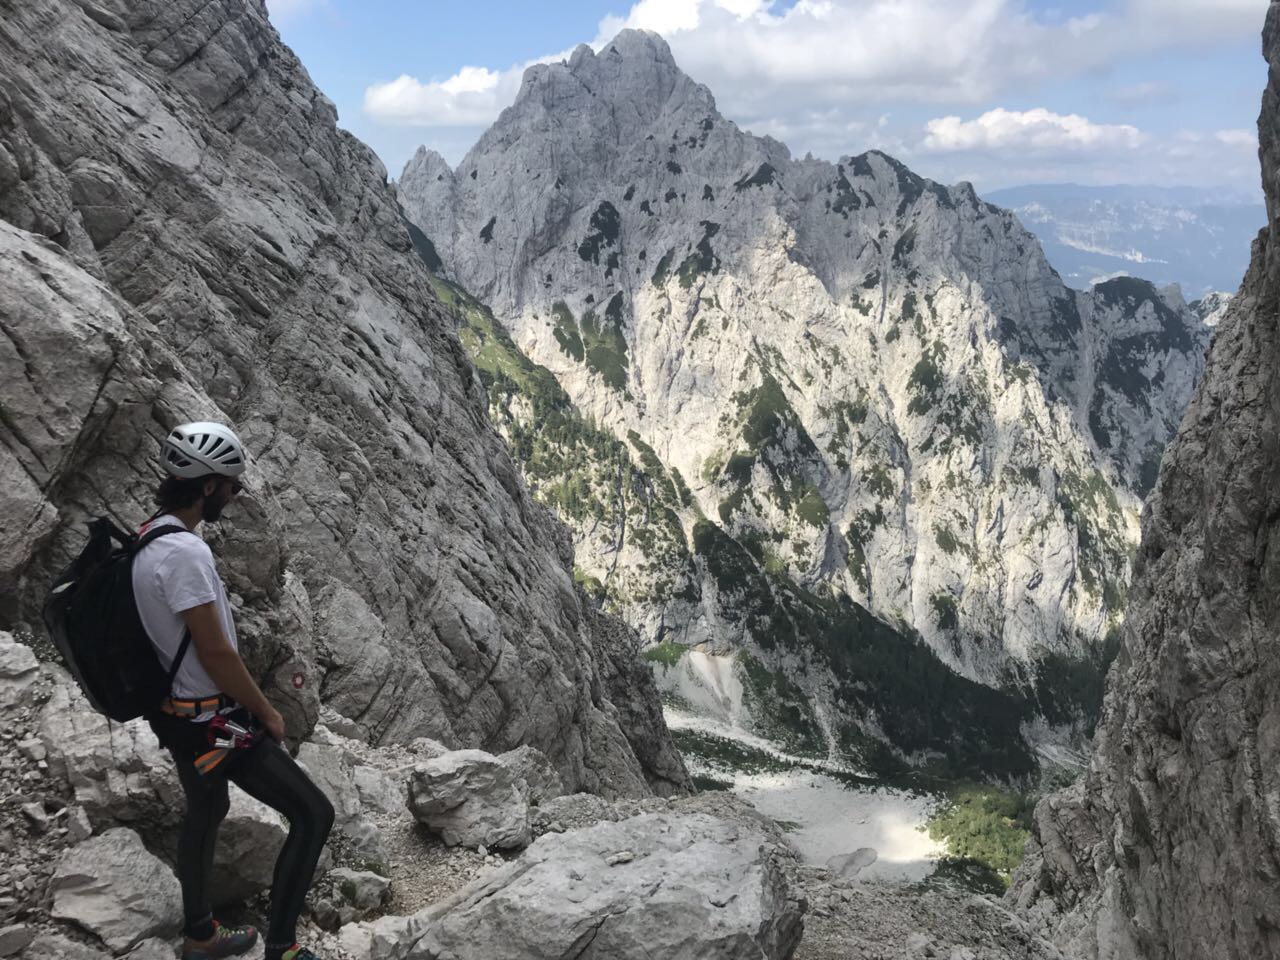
left=342, top=812, right=804, bottom=960
left=407, top=750, right=532, bottom=850
left=400, top=30, right=1209, bottom=704
left=49, top=828, right=181, bottom=952
left=1010, top=6, right=1280, bottom=958
left=0, top=0, right=686, bottom=797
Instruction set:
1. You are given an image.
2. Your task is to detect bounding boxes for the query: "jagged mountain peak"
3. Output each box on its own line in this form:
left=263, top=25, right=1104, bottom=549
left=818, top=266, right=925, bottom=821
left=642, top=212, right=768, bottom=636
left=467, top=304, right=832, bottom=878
left=497, top=30, right=719, bottom=157
left=584, top=29, right=679, bottom=68
left=401, top=145, right=453, bottom=183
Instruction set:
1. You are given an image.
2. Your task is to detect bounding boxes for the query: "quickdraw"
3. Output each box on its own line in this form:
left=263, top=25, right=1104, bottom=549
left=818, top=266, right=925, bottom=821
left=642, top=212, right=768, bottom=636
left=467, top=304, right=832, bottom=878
left=193, top=712, right=262, bottom=776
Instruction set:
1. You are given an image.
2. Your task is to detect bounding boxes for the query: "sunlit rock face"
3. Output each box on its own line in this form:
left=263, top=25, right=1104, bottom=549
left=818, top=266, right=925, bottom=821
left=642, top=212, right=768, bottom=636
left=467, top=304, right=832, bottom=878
left=0, top=0, right=687, bottom=798
left=1011, top=6, right=1280, bottom=958
left=400, top=30, right=1209, bottom=697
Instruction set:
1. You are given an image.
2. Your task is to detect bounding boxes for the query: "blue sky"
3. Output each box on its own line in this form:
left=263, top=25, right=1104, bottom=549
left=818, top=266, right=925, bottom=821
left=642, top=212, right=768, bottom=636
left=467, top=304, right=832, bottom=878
left=270, top=0, right=1268, bottom=193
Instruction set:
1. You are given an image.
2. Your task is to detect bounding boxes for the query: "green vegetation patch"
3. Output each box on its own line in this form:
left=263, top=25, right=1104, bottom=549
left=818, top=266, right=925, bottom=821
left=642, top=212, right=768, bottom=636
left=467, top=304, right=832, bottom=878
left=643, top=641, right=689, bottom=667
left=677, top=221, right=722, bottom=289
left=719, top=374, right=826, bottom=521
left=795, top=483, right=830, bottom=528
left=930, top=592, right=959, bottom=631
left=735, top=163, right=779, bottom=191
left=402, top=215, right=443, bottom=272
left=1032, top=627, right=1123, bottom=734
left=737, top=652, right=825, bottom=756
left=578, top=300, right=630, bottom=392
left=1054, top=467, right=1128, bottom=605
left=831, top=164, right=862, bottom=218
left=551, top=301, right=585, bottom=363
left=927, top=785, right=1033, bottom=889
left=652, top=249, right=675, bottom=287
left=907, top=340, right=947, bottom=416
left=431, top=275, right=570, bottom=409
left=577, top=201, right=621, bottom=265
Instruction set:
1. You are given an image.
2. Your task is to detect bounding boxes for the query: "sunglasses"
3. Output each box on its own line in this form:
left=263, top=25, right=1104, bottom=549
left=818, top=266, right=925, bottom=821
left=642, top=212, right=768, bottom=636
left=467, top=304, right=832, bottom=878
left=225, top=479, right=244, bottom=495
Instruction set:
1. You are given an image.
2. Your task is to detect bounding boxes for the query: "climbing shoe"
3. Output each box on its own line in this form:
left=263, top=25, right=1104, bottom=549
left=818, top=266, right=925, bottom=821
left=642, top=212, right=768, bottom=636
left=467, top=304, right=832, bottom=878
left=181, top=920, right=258, bottom=959
left=275, top=945, right=323, bottom=960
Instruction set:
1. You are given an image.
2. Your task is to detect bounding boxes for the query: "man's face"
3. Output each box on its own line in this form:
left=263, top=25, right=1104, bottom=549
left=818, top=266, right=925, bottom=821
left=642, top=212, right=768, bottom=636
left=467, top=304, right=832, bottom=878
left=201, top=476, right=242, bottom=523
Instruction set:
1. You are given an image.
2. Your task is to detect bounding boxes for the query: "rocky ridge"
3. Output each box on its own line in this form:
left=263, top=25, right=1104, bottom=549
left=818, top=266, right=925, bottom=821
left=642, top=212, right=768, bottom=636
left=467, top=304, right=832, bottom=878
left=399, top=30, right=1210, bottom=756
left=1010, top=5, right=1280, bottom=958
left=0, top=0, right=685, bottom=796
left=0, top=630, right=1068, bottom=959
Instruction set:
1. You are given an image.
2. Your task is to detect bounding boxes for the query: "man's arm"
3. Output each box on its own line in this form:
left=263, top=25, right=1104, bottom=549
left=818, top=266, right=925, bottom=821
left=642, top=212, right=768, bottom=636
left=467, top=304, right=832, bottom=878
left=179, top=602, right=285, bottom=742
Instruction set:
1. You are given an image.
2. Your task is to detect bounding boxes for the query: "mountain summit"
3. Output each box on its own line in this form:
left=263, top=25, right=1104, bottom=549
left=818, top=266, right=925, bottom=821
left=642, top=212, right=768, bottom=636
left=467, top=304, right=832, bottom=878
left=400, top=32, right=1209, bottom=748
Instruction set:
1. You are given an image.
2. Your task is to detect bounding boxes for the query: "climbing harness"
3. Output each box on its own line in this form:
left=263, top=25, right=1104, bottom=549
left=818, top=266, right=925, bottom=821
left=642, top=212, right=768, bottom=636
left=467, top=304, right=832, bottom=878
left=159, top=696, right=263, bottom=776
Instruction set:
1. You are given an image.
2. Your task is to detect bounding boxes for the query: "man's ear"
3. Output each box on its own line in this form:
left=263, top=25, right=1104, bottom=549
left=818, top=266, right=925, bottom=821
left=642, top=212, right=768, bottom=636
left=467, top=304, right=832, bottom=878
left=202, top=477, right=220, bottom=498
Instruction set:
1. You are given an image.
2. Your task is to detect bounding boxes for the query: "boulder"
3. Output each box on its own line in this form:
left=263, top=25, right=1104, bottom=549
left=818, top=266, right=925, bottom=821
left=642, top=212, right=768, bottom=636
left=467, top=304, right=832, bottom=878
left=338, top=914, right=430, bottom=960
left=332, top=867, right=392, bottom=912
left=347, top=812, right=804, bottom=960
left=210, top=790, right=288, bottom=904
left=407, top=750, right=531, bottom=850
left=0, top=925, right=34, bottom=957
left=37, top=676, right=180, bottom=826
left=0, top=634, right=38, bottom=713
left=496, top=745, right=563, bottom=805
left=296, top=739, right=363, bottom=825
left=352, top=762, right=408, bottom=816
left=313, top=867, right=392, bottom=931
left=49, top=828, right=181, bottom=952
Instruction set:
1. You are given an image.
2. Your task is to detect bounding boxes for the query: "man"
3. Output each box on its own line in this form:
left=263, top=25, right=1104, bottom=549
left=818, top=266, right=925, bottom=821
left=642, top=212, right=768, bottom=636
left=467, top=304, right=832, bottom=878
left=134, top=421, right=334, bottom=960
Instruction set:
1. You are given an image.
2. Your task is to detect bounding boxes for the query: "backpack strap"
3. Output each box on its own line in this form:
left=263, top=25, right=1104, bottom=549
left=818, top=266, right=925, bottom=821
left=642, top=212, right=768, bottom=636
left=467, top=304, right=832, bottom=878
left=131, top=523, right=190, bottom=554
left=166, top=629, right=194, bottom=692
left=132, top=524, right=197, bottom=695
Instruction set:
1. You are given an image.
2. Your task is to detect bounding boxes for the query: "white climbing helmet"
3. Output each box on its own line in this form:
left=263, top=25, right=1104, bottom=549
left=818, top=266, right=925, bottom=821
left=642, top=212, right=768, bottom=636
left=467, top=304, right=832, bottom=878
left=162, top=421, right=248, bottom=479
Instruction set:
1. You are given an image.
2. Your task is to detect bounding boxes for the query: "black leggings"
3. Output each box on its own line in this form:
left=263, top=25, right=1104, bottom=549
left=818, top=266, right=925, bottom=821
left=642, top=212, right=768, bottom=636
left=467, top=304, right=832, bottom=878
left=170, top=737, right=335, bottom=946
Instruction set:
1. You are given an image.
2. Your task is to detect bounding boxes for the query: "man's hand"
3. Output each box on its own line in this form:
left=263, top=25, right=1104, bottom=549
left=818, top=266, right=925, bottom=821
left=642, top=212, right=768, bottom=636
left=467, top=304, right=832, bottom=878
left=261, top=705, right=287, bottom=744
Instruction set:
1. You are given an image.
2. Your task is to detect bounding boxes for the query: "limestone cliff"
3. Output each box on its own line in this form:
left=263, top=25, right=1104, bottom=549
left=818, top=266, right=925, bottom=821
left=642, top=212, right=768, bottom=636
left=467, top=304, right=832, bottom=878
left=0, top=0, right=687, bottom=797
left=400, top=31, right=1209, bottom=703
left=1011, top=5, right=1280, bottom=956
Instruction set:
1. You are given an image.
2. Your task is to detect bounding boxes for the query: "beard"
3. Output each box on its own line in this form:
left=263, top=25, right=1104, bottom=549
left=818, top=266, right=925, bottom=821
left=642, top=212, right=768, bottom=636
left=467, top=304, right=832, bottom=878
left=201, top=489, right=228, bottom=522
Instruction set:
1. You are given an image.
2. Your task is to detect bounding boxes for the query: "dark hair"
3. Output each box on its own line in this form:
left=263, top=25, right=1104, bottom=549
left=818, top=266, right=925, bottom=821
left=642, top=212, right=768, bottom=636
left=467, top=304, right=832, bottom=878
left=154, top=474, right=217, bottom=512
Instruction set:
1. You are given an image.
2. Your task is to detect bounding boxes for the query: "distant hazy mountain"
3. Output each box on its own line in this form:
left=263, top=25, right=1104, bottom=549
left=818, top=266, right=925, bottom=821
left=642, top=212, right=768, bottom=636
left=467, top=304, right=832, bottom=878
left=985, top=184, right=1264, bottom=298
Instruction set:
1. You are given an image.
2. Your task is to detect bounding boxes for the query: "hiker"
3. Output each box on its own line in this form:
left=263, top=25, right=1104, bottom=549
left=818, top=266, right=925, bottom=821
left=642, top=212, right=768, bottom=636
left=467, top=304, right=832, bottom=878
left=135, top=421, right=334, bottom=960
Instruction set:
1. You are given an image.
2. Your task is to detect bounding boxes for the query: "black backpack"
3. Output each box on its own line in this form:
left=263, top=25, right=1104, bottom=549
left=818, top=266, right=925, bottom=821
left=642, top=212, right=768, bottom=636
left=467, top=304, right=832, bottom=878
left=43, top=518, right=193, bottom=722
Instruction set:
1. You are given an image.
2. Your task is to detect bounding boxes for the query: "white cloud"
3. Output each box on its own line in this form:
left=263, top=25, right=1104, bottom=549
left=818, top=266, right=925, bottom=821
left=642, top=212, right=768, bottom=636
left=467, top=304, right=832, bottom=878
left=1216, top=128, right=1259, bottom=148
left=265, top=0, right=325, bottom=25
left=359, top=0, right=1267, bottom=188
left=1123, top=0, right=1268, bottom=44
left=364, top=70, right=509, bottom=126
left=922, top=108, right=1145, bottom=153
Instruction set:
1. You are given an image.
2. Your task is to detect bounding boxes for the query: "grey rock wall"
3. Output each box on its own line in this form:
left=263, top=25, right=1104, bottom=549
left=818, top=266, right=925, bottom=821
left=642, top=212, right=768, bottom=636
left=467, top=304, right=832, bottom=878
left=1010, top=5, right=1280, bottom=957
left=0, top=0, right=686, bottom=797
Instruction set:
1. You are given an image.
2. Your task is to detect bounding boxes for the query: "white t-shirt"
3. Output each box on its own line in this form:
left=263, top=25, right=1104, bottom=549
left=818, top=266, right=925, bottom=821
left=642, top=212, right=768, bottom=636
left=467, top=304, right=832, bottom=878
left=132, top=514, right=238, bottom=699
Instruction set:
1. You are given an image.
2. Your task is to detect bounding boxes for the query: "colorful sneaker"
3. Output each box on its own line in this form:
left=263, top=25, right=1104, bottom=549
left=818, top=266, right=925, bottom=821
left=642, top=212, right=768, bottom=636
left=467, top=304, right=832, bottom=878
left=280, top=946, right=322, bottom=960
left=181, top=920, right=258, bottom=959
